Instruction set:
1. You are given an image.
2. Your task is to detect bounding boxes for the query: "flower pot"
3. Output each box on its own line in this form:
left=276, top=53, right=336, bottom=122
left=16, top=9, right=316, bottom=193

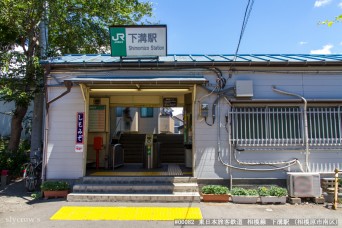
left=201, top=194, right=230, bottom=202
left=43, top=190, right=69, bottom=199
left=260, top=196, right=287, bottom=204
left=231, top=195, right=258, bottom=204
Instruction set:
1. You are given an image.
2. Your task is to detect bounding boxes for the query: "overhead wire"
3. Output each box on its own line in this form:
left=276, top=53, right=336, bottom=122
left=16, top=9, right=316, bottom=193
left=230, top=0, right=255, bottom=67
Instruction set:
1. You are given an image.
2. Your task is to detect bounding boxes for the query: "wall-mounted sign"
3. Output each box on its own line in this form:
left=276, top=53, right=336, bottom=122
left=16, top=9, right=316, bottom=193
left=163, top=98, right=177, bottom=107
left=110, top=25, right=167, bottom=57
left=89, top=105, right=106, bottom=132
left=75, top=112, right=84, bottom=153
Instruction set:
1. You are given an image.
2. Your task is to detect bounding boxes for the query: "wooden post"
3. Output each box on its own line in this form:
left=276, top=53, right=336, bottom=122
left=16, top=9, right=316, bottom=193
left=333, top=168, right=339, bottom=210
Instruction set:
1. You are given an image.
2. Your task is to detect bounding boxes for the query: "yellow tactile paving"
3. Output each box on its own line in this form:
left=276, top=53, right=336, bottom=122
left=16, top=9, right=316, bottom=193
left=50, top=206, right=202, bottom=221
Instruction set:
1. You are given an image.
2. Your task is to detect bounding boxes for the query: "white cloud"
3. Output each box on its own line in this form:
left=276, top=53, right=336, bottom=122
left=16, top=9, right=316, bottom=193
left=338, top=1, right=342, bottom=8
left=314, top=0, right=332, bottom=7
left=299, top=41, right=308, bottom=45
left=310, top=44, right=333, bottom=54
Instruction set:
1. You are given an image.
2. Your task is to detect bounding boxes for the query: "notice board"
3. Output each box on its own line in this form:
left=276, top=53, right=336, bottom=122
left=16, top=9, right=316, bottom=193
left=163, top=98, right=177, bottom=107
left=89, top=105, right=106, bottom=132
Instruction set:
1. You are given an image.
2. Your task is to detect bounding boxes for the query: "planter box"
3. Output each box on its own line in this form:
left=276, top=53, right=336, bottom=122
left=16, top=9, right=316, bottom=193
left=231, top=195, right=258, bottom=204
left=201, top=194, right=230, bottom=202
left=43, top=190, right=69, bottom=199
left=260, top=196, right=287, bottom=204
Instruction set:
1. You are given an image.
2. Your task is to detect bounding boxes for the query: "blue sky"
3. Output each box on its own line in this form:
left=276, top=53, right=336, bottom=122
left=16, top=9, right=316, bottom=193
left=146, top=0, right=342, bottom=54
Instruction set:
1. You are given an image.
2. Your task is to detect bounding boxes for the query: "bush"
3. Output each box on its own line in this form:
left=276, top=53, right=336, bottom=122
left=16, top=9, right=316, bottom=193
left=231, top=187, right=247, bottom=196
left=0, top=138, right=31, bottom=177
left=201, top=185, right=229, bottom=195
left=258, top=186, right=270, bottom=196
left=269, top=186, right=288, bottom=197
left=0, top=150, right=29, bottom=177
left=246, top=189, right=258, bottom=196
left=41, top=181, right=70, bottom=191
left=231, top=187, right=258, bottom=196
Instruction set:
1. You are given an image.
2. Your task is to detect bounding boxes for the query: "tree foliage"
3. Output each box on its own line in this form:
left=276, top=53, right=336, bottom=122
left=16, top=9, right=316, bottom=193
left=320, top=15, right=342, bottom=27
left=0, top=0, right=153, bottom=151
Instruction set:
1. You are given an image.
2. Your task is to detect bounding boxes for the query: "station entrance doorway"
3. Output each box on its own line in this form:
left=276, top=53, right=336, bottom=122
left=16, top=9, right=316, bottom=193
left=85, top=88, right=195, bottom=177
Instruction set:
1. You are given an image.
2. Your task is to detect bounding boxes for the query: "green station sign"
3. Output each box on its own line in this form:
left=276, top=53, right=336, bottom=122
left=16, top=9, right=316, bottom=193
left=110, top=25, right=167, bottom=57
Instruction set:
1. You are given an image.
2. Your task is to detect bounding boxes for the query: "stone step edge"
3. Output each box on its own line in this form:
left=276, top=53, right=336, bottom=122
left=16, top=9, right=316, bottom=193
left=82, top=177, right=197, bottom=181
left=68, top=192, right=200, bottom=197
left=74, top=183, right=198, bottom=187
left=67, top=192, right=201, bottom=202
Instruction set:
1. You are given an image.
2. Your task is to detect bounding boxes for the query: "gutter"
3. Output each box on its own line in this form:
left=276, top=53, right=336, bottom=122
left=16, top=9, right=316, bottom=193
left=41, top=60, right=342, bottom=69
left=42, top=79, right=73, bottom=181
left=46, top=81, right=73, bottom=108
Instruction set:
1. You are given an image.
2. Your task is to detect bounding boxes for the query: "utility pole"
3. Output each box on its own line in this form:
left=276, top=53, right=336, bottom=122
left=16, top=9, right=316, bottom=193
left=30, top=1, right=48, bottom=157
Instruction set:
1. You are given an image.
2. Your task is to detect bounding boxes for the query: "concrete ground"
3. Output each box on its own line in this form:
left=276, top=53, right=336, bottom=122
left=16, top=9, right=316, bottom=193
left=0, top=180, right=341, bottom=228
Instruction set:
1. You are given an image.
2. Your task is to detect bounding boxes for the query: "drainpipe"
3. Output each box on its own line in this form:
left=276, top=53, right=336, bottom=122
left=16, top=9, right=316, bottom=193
left=272, top=86, right=310, bottom=172
left=42, top=80, right=73, bottom=181
left=46, top=81, right=73, bottom=108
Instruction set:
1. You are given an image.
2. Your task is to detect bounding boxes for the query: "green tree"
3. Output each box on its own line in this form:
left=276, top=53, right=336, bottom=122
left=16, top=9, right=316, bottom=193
left=0, top=0, right=153, bottom=151
left=321, top=15, right=342, bottom=27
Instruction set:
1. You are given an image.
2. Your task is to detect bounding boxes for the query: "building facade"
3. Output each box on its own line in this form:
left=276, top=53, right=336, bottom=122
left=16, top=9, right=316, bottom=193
left=42, top=54, right=342, bottom=183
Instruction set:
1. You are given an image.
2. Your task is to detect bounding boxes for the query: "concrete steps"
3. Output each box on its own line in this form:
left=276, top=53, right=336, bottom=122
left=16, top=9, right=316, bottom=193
left=67, top=192, right=200, bottom=202
left=67, top=176, right=200, bottom=202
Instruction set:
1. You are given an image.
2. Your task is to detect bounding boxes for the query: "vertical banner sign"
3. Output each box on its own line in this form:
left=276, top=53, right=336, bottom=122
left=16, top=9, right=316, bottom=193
left=75, top=112, right=84, bottom=153
left=110, top=25, right=167, bottom=57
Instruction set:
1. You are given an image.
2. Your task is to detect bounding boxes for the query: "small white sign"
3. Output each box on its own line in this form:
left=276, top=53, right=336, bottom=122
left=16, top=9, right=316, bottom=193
left=75, top=144, right=84, bottom=153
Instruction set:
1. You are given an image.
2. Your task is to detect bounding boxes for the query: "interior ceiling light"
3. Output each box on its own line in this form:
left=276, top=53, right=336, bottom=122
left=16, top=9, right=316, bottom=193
left=90, top=88, right=190, bottom=92
left=90, top=89, right=139, bottom=92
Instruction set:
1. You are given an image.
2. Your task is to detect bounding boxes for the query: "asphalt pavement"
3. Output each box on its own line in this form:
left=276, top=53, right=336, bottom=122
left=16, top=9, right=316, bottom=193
left=0, top=180, right=341, bottom=228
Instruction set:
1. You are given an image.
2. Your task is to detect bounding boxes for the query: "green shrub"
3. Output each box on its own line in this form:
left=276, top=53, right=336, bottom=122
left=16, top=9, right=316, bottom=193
left=231, top=187, right=248, bottom=196
left=269, top=186, right=288, bottom=197
left=31, top=191, right=42, bottom=199
left=201, top=185, right=229, bottom=195
left=231, top=187, right=258, bottom=196
left=258, top=186, right=270, bottom=196
left=41, top=181, right=70, bottom=191
left=246, top=189, right=258, bottom=196
left=0, top=150, right=29, bottom=177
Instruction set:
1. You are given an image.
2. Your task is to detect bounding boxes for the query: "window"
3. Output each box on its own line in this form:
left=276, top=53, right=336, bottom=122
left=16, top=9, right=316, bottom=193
left=116, top=107, right=124, bottom=117
left=230, top=106, right=342, bottom=147
left=307, top=107, right=342, bottom=145
left=140, top=107, right=154, bottom=118
left=231, top=107, right=302, bottom=146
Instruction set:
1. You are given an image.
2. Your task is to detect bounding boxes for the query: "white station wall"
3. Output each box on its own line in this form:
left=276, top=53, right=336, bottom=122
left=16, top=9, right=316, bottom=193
left=46, top=86, right=85, bottom=179
left=194, top=72, right=342, bottom=180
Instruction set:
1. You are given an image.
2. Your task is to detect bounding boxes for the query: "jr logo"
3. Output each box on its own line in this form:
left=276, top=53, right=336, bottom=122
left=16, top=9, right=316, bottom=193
left=112, top=33, right=125, bottom=43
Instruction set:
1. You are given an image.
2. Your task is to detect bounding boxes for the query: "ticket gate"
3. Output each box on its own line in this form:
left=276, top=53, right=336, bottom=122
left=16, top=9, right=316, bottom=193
left=143, top=134, right=160, bottom=169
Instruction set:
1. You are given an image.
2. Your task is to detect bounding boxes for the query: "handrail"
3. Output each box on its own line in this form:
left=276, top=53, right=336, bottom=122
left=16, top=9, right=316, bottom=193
left=114, top=118, right=122, bottom=136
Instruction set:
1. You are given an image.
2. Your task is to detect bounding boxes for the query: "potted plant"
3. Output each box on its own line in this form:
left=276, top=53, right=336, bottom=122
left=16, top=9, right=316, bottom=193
left=41, top=181, right=70, bottom=199
left=231, top=187, right=259, bottom=204
left=258, top=186, right=287, bottom=204
left=201, top=185, right=230, bottom=202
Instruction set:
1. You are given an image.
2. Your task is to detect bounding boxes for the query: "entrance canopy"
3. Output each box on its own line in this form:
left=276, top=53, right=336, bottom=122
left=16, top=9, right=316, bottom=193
left=66, top=76, right=207, bottom=95
left=66, top=76, right=207, bottom=85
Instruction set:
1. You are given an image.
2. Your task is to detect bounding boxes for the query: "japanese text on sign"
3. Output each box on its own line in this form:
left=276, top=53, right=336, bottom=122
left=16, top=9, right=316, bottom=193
left=76, top=112, right=84, bottom=144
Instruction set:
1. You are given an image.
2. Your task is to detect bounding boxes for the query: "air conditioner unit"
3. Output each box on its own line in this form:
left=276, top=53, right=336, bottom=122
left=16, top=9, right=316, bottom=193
left=287, top=172, right=321, bottom=197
